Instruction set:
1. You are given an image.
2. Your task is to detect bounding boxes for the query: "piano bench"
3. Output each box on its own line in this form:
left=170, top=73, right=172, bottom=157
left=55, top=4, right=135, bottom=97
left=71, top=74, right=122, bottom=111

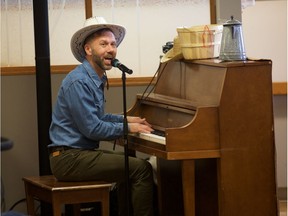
left=22, top=175, right=112, bottom=216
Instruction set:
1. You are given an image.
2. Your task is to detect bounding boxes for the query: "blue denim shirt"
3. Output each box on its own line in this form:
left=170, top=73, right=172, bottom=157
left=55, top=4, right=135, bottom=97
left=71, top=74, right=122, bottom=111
left=49, top=59, right=124, bottom=149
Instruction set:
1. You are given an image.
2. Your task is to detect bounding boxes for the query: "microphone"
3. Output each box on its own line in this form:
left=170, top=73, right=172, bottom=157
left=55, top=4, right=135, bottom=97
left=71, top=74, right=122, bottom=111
left=111, top=59, right=133, bottom=74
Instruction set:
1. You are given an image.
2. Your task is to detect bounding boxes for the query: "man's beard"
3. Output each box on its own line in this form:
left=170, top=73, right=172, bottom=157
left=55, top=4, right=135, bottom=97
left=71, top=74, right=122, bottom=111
left=91, top=51, right=112, bottom=71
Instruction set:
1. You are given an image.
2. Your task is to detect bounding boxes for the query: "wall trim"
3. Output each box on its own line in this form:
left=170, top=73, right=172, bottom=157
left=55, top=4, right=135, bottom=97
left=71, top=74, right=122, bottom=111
left=1, top=65, right=286, bottom=94
left=273, top=82, right=287, bottom=95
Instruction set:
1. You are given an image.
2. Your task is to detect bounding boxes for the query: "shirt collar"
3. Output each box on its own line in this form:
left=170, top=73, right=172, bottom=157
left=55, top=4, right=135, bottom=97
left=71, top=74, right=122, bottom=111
left=82, top=59, right=108, bottom=89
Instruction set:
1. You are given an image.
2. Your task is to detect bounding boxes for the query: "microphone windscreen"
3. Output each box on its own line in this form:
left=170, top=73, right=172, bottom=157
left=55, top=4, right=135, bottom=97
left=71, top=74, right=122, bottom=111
left=111, top=59, right=120, bottom=67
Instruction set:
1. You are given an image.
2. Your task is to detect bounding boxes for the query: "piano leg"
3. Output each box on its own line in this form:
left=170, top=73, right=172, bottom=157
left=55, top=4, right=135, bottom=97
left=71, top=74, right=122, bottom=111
left=156, top=158, right=218, bottom=216
left=181, top=160, right=195, bottom=216
left=156, top=159, right=197, bottom=216
left=156, top=159, right=184, bottom=216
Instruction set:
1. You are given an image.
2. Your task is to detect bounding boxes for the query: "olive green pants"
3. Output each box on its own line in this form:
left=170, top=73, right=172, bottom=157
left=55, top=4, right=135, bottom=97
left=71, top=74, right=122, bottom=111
left=49, top=148, right=154, bottom=216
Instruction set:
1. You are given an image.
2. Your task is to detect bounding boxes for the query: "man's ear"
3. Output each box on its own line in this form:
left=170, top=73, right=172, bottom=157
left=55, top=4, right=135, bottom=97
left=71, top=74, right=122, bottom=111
left=84, top=44, right=92, bottom=56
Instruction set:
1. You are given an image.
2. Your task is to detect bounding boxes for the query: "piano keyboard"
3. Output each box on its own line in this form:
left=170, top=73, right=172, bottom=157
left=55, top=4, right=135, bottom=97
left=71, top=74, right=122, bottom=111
left=139, top=132, right=166, bottom=145
left=129, top=131, right=166, bottom=145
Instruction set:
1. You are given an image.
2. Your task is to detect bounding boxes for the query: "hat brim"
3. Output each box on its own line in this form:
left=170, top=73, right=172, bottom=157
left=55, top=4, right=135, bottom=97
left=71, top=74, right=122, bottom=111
left=160, top=48, right=183, bottom=63
left=71, top=24, right=126, bottom=62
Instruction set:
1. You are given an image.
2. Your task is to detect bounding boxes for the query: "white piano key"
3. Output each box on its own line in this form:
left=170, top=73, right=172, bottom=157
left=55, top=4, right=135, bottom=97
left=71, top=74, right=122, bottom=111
left=130, top=132, right=166, bottom=145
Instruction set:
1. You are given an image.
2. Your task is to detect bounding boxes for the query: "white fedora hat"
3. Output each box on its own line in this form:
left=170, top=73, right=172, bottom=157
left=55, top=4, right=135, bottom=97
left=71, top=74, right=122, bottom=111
left=71, top=16, right=126, bottom=62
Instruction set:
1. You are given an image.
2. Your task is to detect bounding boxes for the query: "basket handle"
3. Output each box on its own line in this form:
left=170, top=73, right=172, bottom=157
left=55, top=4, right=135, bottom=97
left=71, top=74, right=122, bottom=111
left=202, top=25, right=213, bottom=47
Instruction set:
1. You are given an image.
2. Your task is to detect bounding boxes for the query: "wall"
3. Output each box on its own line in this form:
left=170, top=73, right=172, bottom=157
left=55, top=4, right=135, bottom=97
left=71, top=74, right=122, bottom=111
left=273, top=95, right=287, bottom=191
left=1, top=0, right=210, bottom=77
left=242, top=0, right=287, bottom=82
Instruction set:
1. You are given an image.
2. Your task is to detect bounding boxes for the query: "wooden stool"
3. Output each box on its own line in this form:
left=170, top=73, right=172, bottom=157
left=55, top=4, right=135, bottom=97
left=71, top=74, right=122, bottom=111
left=23, top=175, right=113, bottom=216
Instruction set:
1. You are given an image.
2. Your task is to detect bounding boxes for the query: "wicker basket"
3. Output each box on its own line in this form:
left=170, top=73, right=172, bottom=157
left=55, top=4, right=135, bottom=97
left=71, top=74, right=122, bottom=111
left=177, top=25, right=223, bottom=60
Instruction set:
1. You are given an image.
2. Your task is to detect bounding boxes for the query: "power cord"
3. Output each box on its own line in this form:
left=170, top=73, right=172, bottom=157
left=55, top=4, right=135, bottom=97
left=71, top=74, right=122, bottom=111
left=8, top=198, right=26, bottom=211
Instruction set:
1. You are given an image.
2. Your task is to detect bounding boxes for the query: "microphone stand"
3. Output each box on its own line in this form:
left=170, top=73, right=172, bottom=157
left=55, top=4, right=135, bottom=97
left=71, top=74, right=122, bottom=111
left=121, top=71, right=131, bottom=216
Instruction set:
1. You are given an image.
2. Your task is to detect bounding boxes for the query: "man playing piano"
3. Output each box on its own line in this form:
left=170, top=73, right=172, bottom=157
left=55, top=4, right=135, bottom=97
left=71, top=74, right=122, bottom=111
left=48, top=16, right=154, bottom=216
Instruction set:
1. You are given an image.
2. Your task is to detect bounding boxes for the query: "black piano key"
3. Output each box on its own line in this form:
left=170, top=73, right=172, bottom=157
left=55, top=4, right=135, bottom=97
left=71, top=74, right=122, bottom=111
left=151, top=130, right=165, bottom=137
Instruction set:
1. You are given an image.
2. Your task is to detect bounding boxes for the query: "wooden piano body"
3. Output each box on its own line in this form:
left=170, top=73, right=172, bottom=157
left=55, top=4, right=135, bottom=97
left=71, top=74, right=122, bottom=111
left=126, top=59, right=278, bottom=216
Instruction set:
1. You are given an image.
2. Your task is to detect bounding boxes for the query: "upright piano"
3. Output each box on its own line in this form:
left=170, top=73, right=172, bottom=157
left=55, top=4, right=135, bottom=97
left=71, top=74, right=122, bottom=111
left=126, top=59, right=278, bottom=216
